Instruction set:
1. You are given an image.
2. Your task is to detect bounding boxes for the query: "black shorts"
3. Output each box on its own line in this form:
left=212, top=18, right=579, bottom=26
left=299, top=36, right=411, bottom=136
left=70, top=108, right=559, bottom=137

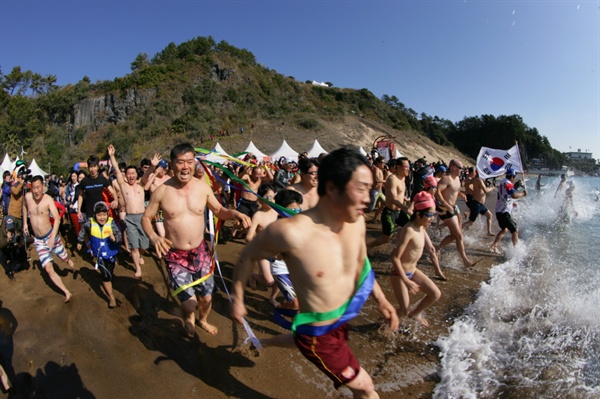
left=237, top=198, right=259, bottom=218
left=496, top=212, right=517, bottom=233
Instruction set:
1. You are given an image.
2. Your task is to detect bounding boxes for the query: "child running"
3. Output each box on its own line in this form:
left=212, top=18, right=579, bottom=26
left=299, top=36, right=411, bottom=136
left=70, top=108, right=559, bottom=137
left=390, top=191, right=442, bottom=327
left=77, top=201, right=122, bottom=308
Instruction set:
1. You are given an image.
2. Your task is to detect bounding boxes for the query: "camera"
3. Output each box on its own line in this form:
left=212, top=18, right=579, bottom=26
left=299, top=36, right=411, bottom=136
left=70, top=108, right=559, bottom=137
left=17, top=168, right=31, bottom=178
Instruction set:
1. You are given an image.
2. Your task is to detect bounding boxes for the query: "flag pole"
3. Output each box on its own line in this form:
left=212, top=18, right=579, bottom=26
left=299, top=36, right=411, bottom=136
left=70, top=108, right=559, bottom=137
left=515, top=141, right=527, bottom=191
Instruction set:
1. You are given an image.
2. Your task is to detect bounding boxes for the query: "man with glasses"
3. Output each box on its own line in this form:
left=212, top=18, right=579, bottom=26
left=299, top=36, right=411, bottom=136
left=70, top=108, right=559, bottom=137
left=435, top=159, right=479, bottom=268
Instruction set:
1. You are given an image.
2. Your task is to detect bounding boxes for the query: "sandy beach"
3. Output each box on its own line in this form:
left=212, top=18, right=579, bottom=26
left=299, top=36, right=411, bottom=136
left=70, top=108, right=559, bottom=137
left=0, top=199, right=503, bottom=399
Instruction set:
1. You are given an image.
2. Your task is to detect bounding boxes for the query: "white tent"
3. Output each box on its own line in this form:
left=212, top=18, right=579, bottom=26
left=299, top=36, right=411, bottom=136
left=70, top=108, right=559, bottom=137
left=358, top=147, right=368, bottom=156
left=1, top=154, right=12, bottom=172
left=241, top=141, right=269, bottom=161
left=306, top=139, right=328, bottom=158
left=29, top=159, right=49, bottom=178
left=270, top=140, right=299, bottom=162
left=394, top=149, right=404, bottom=158
left=203, top=143, right=230, bottom=164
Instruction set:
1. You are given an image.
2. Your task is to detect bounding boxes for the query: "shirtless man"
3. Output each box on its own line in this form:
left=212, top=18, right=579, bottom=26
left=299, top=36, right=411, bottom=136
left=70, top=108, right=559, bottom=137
left=462, top=168, right=495, bottom=236
left=23, top=176, right=74, bottom=302
left=435, top=159, right=478, bottom=268
left=142, top=143, right=251, bottom=337
left=231, top=146, right=398, bottom=399
left=369, top=157, right=386, bottom=212
left=108, top=144, right=149, bottom=278
left=390, top=191, right=442, bottom=327
left=141, top=154, right=171, bottom=238
left=287, top=157, right=319, bottom=211
left=245, top=184, right=280, bottom=306
left=367, top=157, right=412, bottom=251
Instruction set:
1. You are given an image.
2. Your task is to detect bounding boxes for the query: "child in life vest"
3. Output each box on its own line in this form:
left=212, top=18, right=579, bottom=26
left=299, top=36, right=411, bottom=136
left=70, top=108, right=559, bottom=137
left=77, top=201, right=122, bottom=308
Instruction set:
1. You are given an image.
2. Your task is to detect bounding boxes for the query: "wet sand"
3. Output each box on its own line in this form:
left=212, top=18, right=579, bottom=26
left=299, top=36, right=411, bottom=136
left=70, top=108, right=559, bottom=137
left=0, top=203, right=504, bottom=399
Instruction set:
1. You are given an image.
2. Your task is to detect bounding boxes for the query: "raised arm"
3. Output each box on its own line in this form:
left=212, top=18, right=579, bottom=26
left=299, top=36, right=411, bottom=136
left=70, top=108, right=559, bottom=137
left=107, top=144, right=126, bottom=187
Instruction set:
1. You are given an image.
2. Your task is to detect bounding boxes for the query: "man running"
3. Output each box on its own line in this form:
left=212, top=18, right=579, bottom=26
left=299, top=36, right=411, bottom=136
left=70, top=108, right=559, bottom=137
left=23, top=176, right=74, bottom=302
left=435, top=159, right=478, bottom=268
left=142, top=143, right=251, bottom=337
left=287, top=157, right=319, bottom=210
left=231, top=146, right=398, bottom=399
left=462, top=167, right=495, bottom=236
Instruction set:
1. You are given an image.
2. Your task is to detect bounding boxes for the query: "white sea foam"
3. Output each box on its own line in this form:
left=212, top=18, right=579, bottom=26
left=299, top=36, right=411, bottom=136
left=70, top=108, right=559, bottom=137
left=434, top=177, right=600, bottom=398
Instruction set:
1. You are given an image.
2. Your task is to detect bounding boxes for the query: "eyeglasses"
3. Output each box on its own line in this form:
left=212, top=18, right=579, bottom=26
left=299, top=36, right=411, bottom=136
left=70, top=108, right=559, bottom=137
left=424, top=211, right=437, bottom=218
left=305, top=171, right=318, bottom=176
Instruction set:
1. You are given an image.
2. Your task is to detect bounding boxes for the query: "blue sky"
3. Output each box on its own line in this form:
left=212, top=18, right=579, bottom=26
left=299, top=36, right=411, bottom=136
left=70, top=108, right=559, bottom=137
left=1, top=1, right=598, bottom=159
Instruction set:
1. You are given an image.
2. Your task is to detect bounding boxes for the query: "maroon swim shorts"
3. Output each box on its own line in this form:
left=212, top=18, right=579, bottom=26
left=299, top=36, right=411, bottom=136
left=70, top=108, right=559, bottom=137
left=294, top=323, right=360, bottom=389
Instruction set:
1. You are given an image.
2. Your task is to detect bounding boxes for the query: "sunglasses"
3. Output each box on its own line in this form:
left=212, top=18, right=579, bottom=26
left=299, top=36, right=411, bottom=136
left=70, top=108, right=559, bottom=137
left=424, top=212, right=437, bottom=218
left=305, top=171, right=318, bottom=176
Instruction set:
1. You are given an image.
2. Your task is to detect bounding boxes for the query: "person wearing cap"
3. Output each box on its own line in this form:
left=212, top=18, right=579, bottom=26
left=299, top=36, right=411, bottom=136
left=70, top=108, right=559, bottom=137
left=390, top=191, right=442, bottom=327
left=142, top=143, right=251, bottom=338
left=77, top=201, right=122, bottom=308
left=462, top=167, right=495, bottom=236
left=367, top=157, right=412, bottom=251
left=435, top=159, right=479, bottom=268
left=287, top=157, right=319, bottom=211
left=108, top=145, right=149, bottom=279
left=23, top=175, right=74, bottom=302
left=490, top=168, right=528, bottom=253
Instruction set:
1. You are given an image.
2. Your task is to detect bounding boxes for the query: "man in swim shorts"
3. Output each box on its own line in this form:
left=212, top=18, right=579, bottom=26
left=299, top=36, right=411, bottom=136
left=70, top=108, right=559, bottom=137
left=462, top=167, right=494, bottom=236
left=108, top=145, right=150, bottom=278
left=367, top=157, right=412, bottom=251
left=435, top=159, right=479, bottom=268
left=23, top=175, right=74, bottom=302
left=143, top=143, right=251, bottom=338
left=490, top=168, right=528, bottom=253
left=232, top=146, right=398, bottom=398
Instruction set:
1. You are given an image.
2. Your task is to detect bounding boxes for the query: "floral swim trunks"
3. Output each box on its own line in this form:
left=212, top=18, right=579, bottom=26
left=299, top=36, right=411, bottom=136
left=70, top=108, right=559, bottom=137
left=163, top=241, right=214, bottom=302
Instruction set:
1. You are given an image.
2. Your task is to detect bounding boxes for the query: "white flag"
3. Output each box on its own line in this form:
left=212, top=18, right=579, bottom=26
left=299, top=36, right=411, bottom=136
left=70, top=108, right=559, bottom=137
left=476, top=145, right=524, bottom=179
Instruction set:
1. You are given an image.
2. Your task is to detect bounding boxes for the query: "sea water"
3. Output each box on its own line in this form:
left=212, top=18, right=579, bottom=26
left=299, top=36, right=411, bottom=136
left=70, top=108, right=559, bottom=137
left=434, top=176, right=600, bottom=399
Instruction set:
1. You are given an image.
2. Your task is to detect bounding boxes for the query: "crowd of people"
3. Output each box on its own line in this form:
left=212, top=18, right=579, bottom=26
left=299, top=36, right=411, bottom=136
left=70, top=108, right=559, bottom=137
left=1, top=143, right=532, bottom=398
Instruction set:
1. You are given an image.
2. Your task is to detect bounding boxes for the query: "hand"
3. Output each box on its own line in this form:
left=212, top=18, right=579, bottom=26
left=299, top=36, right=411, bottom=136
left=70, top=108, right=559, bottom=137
left=108, top=144, right=115, bottom=157
left=77, top=243, right=82, bottom=251
left=151, top=153, right=161, bottom=167
left=151, top=236, right=173, bottom=258
left=236, top=212, right=252, bottom=230
left=110, top=200, right=119, bottom=209
left=406, top=280, right=420, bottom=295
left=230, top=300, right=248, bottom=325
left=109, top=233, right=115, bottom=242
left=376, top=298, right=399, bottom=332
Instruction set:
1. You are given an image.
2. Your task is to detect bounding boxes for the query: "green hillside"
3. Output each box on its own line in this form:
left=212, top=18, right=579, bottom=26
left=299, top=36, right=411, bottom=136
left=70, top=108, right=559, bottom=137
left=0, top=36, right=568, bottom=174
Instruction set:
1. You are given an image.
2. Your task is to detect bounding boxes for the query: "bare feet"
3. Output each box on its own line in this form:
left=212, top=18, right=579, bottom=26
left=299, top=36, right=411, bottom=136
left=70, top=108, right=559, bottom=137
left=199, top=320, right=218, bottom=335
left=490, top=246, right=500, bottom=254
left=184, top=320, right=196, bottom=338
left=64, top=291, right=72, bottom=303
left=108, top=296, right=117, bottom=308
left=466, top=258, right=483, bottom=268
left=411, top=314, right=430, bottom=327
left=435, top=271, right=448, bottom=281
left=134, top=269, right=142, bottom=279
left=139, top=257, right=145, bottom=265
left=487, top=232, right=495, bottom=237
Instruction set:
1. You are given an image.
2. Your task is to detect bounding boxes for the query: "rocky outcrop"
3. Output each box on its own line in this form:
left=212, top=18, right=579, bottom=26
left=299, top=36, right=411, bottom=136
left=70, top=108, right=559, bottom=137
left=73, top=88, right=156, bottom=129
left=211, top=64, right=233, bottom=81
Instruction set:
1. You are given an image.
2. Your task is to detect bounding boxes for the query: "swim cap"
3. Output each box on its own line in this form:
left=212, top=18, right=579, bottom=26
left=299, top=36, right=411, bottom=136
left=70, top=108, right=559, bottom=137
left=414, top=191, right=436, bottom=211
left=157, top=159, right=168, bottom=169
left=424, top=175, right=437, bottom=189
left=435, top=165, right=447, bottom=173
left=506, top=168, right=516, bottom=177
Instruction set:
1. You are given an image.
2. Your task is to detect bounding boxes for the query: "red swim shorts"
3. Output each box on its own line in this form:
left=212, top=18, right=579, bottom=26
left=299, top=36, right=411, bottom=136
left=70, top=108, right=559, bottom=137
left=294, top=323, right=360, bottom=389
